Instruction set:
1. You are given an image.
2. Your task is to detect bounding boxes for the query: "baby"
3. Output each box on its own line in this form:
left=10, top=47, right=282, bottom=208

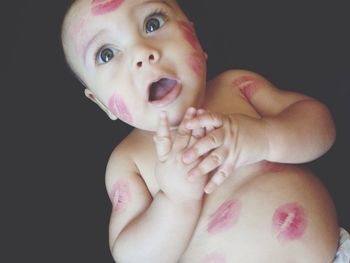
left=61, top=0, right=348, bottom=262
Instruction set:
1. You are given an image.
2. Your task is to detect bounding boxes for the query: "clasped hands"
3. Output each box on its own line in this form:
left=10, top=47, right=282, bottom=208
left=153, top=107, right=268, bottom=197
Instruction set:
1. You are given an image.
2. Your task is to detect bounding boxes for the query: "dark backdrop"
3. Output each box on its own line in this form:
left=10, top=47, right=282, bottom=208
left=3, top=1, right=349, bottom=262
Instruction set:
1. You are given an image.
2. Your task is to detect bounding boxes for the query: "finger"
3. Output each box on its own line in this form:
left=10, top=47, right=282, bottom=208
left=191, top=109, right=206, bottom=139
left=197, top=109, right=216, bottom=135
left=187, top=147, right=228, bottom=181
left=153, top=112, right=172, bottom=161
left=204, top=163, right=234, bottom=194
left=185, top=111, right=223, bottom=130
left=173, top=107, right=196, bottom=150
left=182, top=128, right=224, bottom=164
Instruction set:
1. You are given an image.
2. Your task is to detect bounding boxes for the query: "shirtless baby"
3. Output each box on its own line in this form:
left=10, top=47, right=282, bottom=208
left=61, top=0, right=342, bottom=262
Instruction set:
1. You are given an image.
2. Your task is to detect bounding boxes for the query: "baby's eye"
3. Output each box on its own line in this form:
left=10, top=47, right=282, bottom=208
left=145, top=13, right=167, bottom=34
left=96, top=46, right=118, bottom=65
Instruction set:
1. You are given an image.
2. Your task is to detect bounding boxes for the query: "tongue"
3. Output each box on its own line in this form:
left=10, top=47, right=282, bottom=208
left=149, top=78, right=177, bottom=101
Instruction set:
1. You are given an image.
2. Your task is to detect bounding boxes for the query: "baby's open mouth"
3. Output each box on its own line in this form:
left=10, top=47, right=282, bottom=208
left=148, top=78, right=180, bottom=104
left=149, top=78, right=177, bottom=101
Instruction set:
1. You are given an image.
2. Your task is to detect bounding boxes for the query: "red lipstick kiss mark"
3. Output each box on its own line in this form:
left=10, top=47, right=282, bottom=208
left=187, top=52, right=206, bottom=78
left=207, top=199, right=241, bottom=234
left=272, top=202, right=307, bottom=242
left=108, top=93, right=133, bottom=124
left=232, top=76, right=260, bottom=101
left=201, top=252, right=227, bottom=263
left=260, top=160, right=284, bottom=173
left=178, top=21, right=201, bottom=50
left=91, top=0, right=124, bottom=16
left=110, top=181, right=131, bottom=212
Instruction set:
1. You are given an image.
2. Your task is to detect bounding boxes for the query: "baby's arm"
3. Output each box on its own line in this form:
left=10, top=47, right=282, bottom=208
left=234, top=70, right=336, bottom=163
left=183, top=70, right=336, bottom=192
left=184, top=70, right=336, bottom=164
left=107, top=109, right=205, bottom=263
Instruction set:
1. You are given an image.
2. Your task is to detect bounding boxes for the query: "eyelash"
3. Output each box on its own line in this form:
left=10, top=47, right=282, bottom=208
left=93, top=8, right=169, bottom=65
left=146, top=8, right=169, bottom=25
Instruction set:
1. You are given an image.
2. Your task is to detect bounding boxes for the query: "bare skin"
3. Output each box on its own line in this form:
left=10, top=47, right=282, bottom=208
left=61, top=1, right=338, bottom=261
left=106, top=70, right=339, bottom=263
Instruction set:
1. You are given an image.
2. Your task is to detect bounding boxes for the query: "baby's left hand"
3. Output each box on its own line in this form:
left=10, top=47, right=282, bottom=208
left=182, top=110, right=269, bottom=194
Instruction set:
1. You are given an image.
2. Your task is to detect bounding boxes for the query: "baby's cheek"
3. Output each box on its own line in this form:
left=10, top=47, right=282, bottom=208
left=178, top=21, right=202, bottom=50
left=91, top=0, right=124, bottom=16
left=272, top=202, right=307, bottom=243
left=207, top=199, right=241, bottom=234
left=108, top=93, right=133, bottom=124
left=187, top=52, right=206, bottom=78
left=110, top=181, right=131, bottom=212
left=232, top=76, right=261, bottom=101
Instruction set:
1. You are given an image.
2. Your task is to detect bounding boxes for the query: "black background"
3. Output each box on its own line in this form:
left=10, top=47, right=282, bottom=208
left=2, top=1, right=349, bottom=262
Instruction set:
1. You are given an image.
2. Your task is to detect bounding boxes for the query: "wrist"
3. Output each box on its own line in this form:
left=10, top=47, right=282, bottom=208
left=158, top=190, right=203, bottom=213
left=259, top=117, right=272, bottom=161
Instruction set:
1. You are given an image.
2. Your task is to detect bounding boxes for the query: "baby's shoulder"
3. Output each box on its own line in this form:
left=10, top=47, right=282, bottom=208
left=205, top=69, right=267, bottom=115
left=107, top=129, right=153, bottom=167
left=208, top=69, right=267, bottom=88
left=105, top=129, right=154, bottom=199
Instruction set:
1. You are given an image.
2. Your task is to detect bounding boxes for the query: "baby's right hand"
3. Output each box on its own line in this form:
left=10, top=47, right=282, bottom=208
left=153, top=108, right=207, bottom=203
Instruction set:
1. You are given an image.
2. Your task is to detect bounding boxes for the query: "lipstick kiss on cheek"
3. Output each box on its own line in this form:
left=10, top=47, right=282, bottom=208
left=178, top=21, right=201, bottom=50
left=91, top=0, right=124, bottom=16
left=272, top=202, right=307, bottom=242
left=187, top=52, right=206, bottom=78
left=108, top=93, right=133, bottom=124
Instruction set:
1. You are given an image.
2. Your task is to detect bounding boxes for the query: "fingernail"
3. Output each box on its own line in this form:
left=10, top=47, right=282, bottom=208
left=204, top=184, right=215, bottom=194
left=183, top=151, right=195, bottom=163
left=185, top=109, right=193, bottom=118
left=185, top=121, right=193, bottom=129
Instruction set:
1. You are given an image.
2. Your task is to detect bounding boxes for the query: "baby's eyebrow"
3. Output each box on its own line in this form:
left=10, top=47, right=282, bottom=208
left=135, top=0, right=173, bottom=9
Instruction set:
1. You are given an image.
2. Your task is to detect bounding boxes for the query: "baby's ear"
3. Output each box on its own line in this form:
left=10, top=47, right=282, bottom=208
left=84, top=89, right=118, bottom=120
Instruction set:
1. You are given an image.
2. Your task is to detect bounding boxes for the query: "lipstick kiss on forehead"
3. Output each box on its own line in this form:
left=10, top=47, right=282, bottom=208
left=91, top=0, right=124, bottom=16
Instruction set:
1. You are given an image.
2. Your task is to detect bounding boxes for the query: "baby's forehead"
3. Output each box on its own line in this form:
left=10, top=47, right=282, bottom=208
left=69, top=0, right=177, bottom=16
left=65, top=0, right=179, bottom=37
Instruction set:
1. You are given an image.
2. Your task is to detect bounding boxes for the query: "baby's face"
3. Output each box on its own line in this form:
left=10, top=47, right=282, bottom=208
left=62, top=0, right=207, bottom=131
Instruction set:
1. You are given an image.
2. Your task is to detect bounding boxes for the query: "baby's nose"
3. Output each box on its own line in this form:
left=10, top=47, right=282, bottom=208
left=136, top=54, right=156, bottom=68
left=133, top=45, right=160, bottom=69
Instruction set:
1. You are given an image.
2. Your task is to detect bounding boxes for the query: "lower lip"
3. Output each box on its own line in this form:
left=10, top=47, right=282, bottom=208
left=149, top=82, right=182, bottom=107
